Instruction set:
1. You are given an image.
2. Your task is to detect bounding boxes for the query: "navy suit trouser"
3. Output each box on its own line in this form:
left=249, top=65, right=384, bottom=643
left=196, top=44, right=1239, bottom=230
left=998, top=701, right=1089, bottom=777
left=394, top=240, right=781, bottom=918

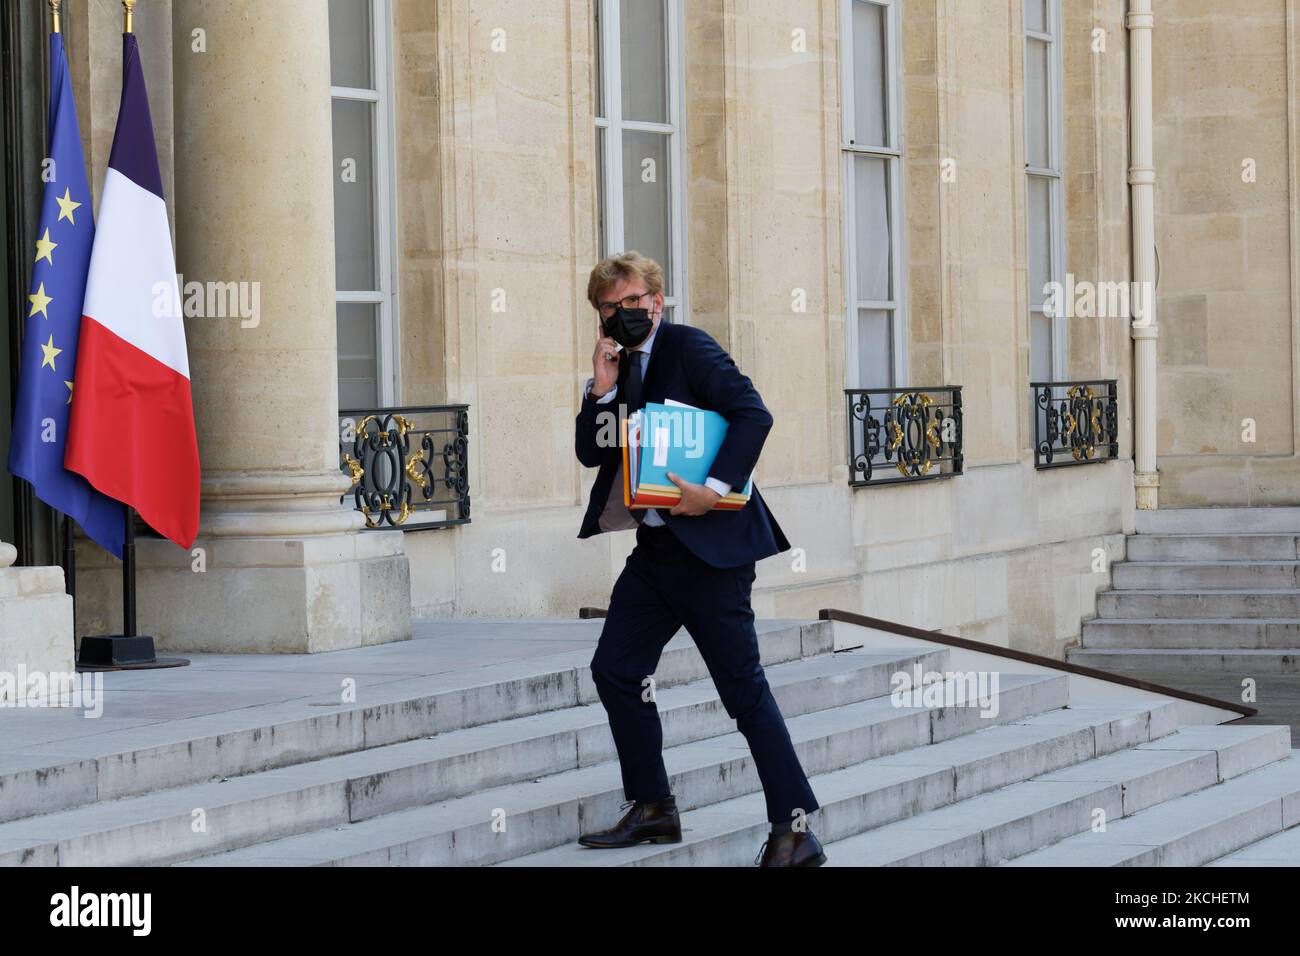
left=590, top=521, right=820, bottom=826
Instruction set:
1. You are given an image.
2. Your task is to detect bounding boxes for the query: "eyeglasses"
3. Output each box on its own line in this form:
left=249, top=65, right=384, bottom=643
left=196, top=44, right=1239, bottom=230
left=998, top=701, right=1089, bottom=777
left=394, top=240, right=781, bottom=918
left=595, top=291, right=653, bottom=318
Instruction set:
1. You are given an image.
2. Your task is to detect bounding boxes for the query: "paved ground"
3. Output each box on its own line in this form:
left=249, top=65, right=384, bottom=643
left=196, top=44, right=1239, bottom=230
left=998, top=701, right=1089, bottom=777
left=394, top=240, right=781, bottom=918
left=1092, top=668, right=1300, bottom=741
left=0, top=619, right=814, bottom=754
left=0, top=619, right=604, bottom=751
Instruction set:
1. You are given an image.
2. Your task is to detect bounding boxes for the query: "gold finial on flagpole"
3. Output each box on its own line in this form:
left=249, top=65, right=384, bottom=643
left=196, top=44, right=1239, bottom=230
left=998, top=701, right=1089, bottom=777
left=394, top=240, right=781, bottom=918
left=123, top=0, right=136, bottom=34
left=49, top=0, right=62, bottom=35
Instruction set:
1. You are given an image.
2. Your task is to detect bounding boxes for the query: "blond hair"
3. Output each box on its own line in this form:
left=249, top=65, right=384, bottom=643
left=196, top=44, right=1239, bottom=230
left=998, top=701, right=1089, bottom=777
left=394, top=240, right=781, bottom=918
left=586, top=251, right=665, bottom=308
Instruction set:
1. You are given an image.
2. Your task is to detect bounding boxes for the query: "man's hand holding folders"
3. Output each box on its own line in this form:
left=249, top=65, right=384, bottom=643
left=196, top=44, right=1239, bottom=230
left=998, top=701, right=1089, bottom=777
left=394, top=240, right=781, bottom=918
left=622, top=401, right=754, bottom=517
left=666, top=472, right=721, bottom=516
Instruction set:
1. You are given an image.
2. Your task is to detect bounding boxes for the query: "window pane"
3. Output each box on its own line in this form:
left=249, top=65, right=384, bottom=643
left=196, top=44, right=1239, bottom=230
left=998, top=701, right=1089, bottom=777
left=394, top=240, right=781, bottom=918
left=853, top=154, right=891, bottom=302
left=1025, top=0, right=1047, bottom=35
left=328, top=0, right=373, bottom=89
left=858, top=308, right=893, bottom=391
left=1027, top=174, right=1052, bottom=306
left=620, top=0, right=668, bottom=123
left=332, top=98, right=378, bottom=291
left=622, top=129, right=672, bottom=291
left=1030, top=310, right=1052, bottom=382
left=1025, top=36, right=1049, bottom=168
left=337, top=303, right=379, bottom=409
left=851, top=0, right=887, bottom=147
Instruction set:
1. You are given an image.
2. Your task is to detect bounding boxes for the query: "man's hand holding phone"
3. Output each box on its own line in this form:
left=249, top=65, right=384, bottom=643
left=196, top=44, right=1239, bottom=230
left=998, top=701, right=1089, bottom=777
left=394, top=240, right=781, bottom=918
left=591, top=332, right=620, bottom=398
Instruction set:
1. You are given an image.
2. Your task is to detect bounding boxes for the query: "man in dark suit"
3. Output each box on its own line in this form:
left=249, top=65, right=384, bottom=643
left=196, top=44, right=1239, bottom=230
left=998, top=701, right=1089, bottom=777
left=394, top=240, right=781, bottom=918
left=574, top=251, right=826, bottom=867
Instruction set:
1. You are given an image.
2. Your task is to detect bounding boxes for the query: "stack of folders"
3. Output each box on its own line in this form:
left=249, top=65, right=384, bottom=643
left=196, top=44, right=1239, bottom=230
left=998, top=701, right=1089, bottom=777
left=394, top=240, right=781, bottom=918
left=622, top=399, right=754, bottom=512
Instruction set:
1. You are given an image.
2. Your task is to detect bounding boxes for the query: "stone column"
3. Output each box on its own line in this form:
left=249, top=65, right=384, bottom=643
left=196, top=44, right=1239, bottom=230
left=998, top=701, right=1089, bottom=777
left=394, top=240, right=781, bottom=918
left=0, top=541, right=74, bottom=698
left=77, top=0, right=411, bottom=652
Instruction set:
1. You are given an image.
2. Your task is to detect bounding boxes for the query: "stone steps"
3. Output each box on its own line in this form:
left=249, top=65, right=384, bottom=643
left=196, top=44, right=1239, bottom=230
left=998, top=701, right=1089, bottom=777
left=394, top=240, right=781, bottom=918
left=1068, top=647, right=1300, bottom=675
left=1112, top=561, right=1300, bottom=591
left=1003, top=752, right=1300, bottom=866
left=0, top=638, right=953, bottom=866
left=1097, top=590, right=1300, bottom=620
left=171, top=672, right=1071, bottom=867
left=820, top=725, right=1290, bottom=866
left=0, top=620, right=829, bottom=826
left=1206, top=818, right=1300, bottom=865
left=1072, top=511, right=1300, bottom=714
left=5, top=606, right=1285, bottom=867
left=1125, top=535, right=1300, bottom=562
left=1081, top=619, right=1300, bottom=649
left=496, top=701, right=1197, bottom=867
left=1135, top=508, right=1300, bottom=535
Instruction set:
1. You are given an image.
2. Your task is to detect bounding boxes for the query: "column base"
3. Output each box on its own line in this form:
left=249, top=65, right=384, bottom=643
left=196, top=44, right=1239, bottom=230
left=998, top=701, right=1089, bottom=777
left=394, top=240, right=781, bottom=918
left=0, top=564, right=75, bottom=700
left=73, top=529, right=411, bottom=654
left=1135, top=469, right=1160, bottom=511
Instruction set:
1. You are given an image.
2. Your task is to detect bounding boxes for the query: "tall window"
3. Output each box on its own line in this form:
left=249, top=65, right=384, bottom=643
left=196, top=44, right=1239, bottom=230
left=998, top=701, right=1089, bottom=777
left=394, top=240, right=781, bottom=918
left=842, top=0, right=905, bottom=391
left=328, top=0, right=399, bottom=408
left=1024, top=0, right=1064, bottom=381
left=594, top=0, right=686, bottom=323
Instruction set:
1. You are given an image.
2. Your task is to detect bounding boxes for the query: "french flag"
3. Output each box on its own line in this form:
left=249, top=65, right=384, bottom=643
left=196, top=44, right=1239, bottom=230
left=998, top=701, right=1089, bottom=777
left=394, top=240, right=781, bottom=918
left=65, top=33, right=200, bottom=550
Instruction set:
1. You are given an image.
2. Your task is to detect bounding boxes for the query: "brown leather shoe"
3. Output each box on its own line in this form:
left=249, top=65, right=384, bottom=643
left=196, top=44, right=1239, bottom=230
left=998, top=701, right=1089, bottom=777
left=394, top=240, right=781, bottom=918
left=755, top=828, right=828, bottom=867
left=578, top=797, right=682, bottom=848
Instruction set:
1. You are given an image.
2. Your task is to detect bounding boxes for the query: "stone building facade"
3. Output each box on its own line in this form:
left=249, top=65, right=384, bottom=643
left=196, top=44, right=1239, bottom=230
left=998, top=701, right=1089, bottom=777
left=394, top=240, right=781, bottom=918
left=2, top=0, right=1298, bottom=660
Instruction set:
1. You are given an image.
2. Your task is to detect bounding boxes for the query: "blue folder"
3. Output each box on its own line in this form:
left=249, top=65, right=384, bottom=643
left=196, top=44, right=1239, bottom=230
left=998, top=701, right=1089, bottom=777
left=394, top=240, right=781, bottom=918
left=625, top=400, right=753, bottom=510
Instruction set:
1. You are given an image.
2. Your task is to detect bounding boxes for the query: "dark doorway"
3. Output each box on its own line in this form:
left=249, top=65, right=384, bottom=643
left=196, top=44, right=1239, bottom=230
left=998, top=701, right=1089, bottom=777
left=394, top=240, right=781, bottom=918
left=3, top=0, right=58, bottom=566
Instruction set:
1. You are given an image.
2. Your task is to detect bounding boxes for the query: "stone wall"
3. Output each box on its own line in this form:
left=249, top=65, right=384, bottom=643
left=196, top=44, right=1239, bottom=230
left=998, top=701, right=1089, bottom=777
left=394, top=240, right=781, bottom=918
left=48, top=0, right=1300, bottom=655
left=396, top=0, right=1142, bottom=655
left=1152, top=0, right=1300, bottom=504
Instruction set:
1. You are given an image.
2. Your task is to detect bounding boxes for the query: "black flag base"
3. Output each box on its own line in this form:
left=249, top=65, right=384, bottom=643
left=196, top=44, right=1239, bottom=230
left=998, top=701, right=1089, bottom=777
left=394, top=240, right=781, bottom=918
left=75, top=634, right=189, bottom=671
left=71, top=507, right=190, bottom=672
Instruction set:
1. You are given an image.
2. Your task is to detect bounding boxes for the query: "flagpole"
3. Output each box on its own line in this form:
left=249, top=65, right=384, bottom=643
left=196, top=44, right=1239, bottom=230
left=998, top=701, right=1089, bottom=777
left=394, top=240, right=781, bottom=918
left=48, top=0, right=74, bottom=614
left=62, top=515, right=76, bottom=606
left=123, top=508, right=136, bottom=637
left=120, top=0, right=135, bottom=640
left=76, top=0, right=185, bottom=670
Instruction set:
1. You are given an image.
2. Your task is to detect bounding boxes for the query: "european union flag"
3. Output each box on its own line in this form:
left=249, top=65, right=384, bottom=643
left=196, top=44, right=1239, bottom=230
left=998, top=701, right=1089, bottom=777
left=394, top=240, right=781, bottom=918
left=7, top=32, right=125, bottom=559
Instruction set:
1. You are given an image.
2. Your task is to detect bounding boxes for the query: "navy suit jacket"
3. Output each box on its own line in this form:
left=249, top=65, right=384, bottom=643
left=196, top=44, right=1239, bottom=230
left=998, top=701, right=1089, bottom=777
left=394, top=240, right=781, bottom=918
left=575, top=321, right=791, bottom=568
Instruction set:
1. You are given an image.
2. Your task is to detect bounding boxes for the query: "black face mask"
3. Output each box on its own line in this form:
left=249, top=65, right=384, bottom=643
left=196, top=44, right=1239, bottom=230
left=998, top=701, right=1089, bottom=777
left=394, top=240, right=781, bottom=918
left=602, top=306, right=654, bottom=349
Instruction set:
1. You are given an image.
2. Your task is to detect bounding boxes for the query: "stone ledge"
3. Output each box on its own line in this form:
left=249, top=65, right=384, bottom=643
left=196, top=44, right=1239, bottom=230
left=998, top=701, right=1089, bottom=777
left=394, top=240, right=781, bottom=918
left=71, top=533, right=411, bottom=654
left=0, top=568, right=74, bottom=695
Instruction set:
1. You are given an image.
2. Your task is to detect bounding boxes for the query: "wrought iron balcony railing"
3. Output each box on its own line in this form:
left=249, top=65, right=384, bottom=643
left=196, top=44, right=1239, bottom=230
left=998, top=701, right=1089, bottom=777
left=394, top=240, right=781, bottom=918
left=845, top=386, right=963, bottom=487
left=339, top=405, right=470, bottom=529
left=1031, top=380, right=1118, bottom=469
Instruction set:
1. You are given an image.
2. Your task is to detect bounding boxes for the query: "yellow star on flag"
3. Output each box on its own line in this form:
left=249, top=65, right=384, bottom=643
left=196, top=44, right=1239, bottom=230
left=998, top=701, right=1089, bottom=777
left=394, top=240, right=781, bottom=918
left=40, top=335, right=62, bottom=371
left=65, top=381, right=75, bottom=405
left=28, top=282, right=52, bottom=320
left=35, top=228, right=57, bottom=266
left=55, top=188, right=81, bottom=224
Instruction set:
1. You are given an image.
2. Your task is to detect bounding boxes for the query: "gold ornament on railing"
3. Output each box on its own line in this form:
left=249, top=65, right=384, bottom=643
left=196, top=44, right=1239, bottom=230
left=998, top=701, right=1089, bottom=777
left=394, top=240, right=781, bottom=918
left=342, top=453, right=364, bottom=489
left=887, top=392, right=942, bottom=477
left=1066, top=384, right=1098, bottom=462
